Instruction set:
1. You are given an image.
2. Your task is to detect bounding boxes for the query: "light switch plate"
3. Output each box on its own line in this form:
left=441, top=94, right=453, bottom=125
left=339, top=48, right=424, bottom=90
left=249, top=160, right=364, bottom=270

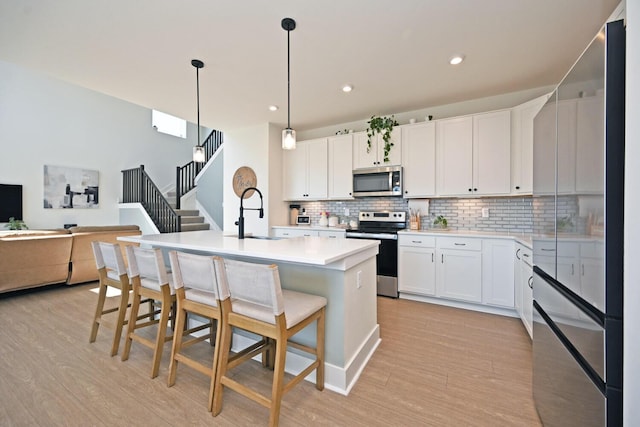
left=482, top=208, right=490, bottom=218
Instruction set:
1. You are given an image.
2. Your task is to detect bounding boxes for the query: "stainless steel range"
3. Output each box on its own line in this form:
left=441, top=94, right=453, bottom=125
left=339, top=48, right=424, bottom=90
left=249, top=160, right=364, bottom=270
left=345, top=211, right=406, bottom=298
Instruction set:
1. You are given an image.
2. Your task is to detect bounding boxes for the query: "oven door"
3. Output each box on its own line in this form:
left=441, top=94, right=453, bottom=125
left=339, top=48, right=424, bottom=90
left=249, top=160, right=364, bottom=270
left=346, top=232, right=398, bottom=298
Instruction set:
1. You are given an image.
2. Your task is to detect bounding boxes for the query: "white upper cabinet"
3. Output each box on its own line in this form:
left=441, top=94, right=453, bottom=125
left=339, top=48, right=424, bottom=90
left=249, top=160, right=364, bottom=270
left=353, top=129, right=401, bottom=169
left=283, top=138, right=328, bottom=201
left=401, top=122, right=436, bottom=197
left=511, top=94, right=548, bottom=194
left=327, top=134, right=354, bottom=199
left=472, top=110, right=512, bottom=196
left=437, top=110, right=511, bottom=196
left=437, top=116, right=474, bottom=196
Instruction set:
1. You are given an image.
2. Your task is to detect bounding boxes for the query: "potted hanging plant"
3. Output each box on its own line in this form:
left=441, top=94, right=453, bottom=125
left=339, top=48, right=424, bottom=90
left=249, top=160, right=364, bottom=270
left=366, top=115, right=399, bottom=163
left=5, top=217, right=28, bottom=230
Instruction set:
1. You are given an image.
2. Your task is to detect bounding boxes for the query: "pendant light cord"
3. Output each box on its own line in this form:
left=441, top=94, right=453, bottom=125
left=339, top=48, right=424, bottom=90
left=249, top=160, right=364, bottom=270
left=287, top=27, right=291, bottom=129
left=196, top=66, right=201, bottom=147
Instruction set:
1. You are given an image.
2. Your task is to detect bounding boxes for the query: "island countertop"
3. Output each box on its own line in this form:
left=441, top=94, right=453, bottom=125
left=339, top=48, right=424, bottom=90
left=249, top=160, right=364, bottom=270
left=119, top=229, right=379, bottom=270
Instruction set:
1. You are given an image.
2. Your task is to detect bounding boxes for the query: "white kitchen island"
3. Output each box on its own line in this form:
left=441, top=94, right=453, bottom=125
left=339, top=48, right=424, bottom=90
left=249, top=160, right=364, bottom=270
left=119, top=230, right=380, bottom=395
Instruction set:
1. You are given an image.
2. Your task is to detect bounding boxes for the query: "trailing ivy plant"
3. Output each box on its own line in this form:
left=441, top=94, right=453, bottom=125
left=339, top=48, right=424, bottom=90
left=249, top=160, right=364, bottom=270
left=366, top=115, right=399, bottom=163
left=5, top=217, right=28, bottom=230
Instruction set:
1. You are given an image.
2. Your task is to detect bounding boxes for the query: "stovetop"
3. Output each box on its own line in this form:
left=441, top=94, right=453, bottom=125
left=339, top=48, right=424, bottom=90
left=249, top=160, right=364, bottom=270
left=351, top=211, right=407, bottom=234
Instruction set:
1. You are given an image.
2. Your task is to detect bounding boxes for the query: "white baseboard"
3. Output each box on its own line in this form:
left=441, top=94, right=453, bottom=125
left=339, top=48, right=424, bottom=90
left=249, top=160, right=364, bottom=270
left=399, top=292, right=518, bottom=318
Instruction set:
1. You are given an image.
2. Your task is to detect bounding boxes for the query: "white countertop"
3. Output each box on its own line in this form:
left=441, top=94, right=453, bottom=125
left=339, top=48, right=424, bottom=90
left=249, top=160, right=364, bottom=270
left=398, top=229, right=533, bottom=248
left=119, top=230, right=378, bottom=267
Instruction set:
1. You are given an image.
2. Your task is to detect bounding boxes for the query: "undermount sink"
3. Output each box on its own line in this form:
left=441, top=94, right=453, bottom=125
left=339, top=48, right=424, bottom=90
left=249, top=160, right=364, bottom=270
left=226, top=234, right=281, bottom=240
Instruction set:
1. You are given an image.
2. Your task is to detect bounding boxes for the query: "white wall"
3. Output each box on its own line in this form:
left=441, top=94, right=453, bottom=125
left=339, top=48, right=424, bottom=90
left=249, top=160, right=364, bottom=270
left=0, top=60, right=195, bottom=229
left=222, top=123, right=286, bottom=236
left=624, top=0, right=639, bottom=424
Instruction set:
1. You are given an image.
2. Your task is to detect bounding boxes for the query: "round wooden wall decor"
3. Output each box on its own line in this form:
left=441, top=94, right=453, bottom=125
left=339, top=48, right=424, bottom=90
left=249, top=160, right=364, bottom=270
left=232, top=166, right=257, bottom=198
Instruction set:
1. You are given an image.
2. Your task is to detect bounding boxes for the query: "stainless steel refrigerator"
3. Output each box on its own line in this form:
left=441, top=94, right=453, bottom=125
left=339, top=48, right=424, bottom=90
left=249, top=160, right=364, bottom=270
left=532, top=20, right=625, bottom=426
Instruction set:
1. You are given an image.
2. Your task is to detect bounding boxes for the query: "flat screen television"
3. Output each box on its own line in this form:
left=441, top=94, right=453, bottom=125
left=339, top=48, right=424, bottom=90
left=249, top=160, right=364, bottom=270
left=0, top=184, right=23, bottom=222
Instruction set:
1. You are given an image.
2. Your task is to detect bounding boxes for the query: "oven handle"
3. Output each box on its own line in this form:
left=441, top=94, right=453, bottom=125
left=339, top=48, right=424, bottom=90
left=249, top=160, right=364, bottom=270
left=346, top=232, right=398, bottom=240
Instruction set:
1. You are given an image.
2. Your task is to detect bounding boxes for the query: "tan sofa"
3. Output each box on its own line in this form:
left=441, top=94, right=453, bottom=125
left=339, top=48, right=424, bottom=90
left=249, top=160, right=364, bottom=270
left=0, top=225, right=141, bottom=293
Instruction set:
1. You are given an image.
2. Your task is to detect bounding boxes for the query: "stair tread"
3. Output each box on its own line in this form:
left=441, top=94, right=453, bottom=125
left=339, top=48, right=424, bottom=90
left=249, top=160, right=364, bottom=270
left=181, top=216, right=205, bottom=224
left=175, top=209, right=200, bottom=216
left=181, top=223, right=210, bottom=231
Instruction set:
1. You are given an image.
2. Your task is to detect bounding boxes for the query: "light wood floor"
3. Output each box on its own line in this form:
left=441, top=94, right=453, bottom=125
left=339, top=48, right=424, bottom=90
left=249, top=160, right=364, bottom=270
left=0, top=283, right=542, bottom=426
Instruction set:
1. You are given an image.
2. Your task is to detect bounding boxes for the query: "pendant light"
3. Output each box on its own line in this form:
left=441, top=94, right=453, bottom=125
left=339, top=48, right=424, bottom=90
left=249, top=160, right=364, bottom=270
left=281, top=18, right=296, bottom=150
left=191, top=59, right=206, bottom=162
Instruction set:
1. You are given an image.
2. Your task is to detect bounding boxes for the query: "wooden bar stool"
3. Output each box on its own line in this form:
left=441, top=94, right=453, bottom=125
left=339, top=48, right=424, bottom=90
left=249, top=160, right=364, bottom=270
left=89, top=241, right=132, bottom=357
left=167, top=251, right=228, bottom=411
left=120, top=246, right=176, bottom=379
left=211, top=259, right=326, bottom=427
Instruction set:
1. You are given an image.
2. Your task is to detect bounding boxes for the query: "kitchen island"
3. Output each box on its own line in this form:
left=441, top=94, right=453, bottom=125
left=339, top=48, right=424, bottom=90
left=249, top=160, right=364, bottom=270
left=119, top=230, right=380, bottom=395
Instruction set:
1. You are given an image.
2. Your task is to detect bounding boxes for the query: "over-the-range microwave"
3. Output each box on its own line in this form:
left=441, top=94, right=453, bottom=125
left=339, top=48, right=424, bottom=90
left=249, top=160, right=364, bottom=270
left=352, top=166, right=403, bottom=197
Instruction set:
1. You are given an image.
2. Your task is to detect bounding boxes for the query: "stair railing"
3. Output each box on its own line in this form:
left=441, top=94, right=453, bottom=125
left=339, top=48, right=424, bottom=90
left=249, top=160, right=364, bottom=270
left=122, top=165, right=181, bottom=233
left=175, top=129, right=223, bottom=209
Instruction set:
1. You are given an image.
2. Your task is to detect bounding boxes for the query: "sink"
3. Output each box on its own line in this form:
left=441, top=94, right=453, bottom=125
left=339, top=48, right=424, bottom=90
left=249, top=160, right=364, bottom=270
left=225, top=234, right=281, bottom=240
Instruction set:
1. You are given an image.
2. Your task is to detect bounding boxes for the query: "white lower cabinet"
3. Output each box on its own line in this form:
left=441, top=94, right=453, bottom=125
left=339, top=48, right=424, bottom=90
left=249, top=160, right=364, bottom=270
left=436, top=237, right=482, bottom=303
left=482, top=239, right=515, bottom=307
left=398, top=235, right=436, bottom=295
left=272, top=227, right=346, bottom=239
left=273, top=228, right=319, bottom=238
left=514, top=243, right=533, bottom=338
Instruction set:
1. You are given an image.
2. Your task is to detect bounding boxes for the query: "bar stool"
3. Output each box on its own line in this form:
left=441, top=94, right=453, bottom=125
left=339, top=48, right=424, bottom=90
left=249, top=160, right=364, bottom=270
left=211, top=259, right=326, bottom=427
left=89, top=241, right=132, bottom=357
left=167, top=251, right=228, bottom=411
left=121, top=245, right=176, bottom=379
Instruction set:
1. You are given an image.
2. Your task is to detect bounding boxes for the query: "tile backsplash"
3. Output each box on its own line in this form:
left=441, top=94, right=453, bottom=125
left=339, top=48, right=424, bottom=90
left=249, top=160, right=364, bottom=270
left=295, top=196, right=549, bottom=234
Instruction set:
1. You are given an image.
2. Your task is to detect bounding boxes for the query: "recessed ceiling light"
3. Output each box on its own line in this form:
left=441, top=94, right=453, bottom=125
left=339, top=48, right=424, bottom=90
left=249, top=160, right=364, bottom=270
left=449, top=55, right=465, bottom=65
left=342, top=84, right=353, bottom=93
left=268, top=105, right=279, bottom=111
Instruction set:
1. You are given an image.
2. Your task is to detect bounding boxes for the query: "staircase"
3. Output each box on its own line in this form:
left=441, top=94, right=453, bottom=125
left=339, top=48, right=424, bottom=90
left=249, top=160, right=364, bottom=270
left=165, top=191, right=210, bottom=232
left=121, top=129, right=223, bottom=233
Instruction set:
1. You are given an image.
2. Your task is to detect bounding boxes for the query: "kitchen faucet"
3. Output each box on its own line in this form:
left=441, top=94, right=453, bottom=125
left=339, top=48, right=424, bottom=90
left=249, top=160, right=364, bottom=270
left=235, top=187, right=263, bottom=239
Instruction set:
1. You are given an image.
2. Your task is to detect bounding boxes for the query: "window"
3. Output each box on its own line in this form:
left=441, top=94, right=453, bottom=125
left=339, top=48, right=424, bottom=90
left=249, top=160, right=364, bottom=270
left=152, top=110, right=186, bottom=138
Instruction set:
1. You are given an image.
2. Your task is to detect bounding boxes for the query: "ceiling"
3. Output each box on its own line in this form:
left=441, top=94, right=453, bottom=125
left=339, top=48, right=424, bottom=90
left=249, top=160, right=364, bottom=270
left=0, top=0, right=620, bottom=133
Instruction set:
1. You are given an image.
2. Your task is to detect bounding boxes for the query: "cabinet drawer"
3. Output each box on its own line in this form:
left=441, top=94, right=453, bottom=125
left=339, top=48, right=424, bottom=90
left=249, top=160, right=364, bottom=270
left=398, top=235, right=436, bottom=248
left=319, top=230, right=346, bottom=239
left=436, top=237, right=482, bottom=251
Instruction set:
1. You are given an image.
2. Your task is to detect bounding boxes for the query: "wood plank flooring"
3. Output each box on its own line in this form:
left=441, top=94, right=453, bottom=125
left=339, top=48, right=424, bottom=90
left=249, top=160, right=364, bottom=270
left=0, top=283, right=541, bottom=426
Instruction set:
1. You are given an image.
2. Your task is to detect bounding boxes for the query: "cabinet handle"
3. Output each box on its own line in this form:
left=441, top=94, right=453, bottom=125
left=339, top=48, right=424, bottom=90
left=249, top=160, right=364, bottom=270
left=541, top=248, right=555, bottom=252
left=571, top=264, right=575, bottom=275
left=412, top=240, right=422, bottom=244
left=516, top=248, right=521, bottom=260
left=528, top=276, right=533, bottom=289
left=473, top=188, right=478, bottom=192
left=582, top=264, right=585, bottom=276
left=515, top=186, right=520, bottom=190
left=454, top=243, right=466, bottom=246
left=468, top=188, right=472, bottom=192
left=328, top=235, right=336, bottom=238
left=432, top=253, right=434, bottom=262
left=283, top=232, right=290, bottom=236
left=441, top=254, right=444, bottom=263
left=405, top=190, right=408, bottom=194
left=522, top=253, right=530, bottom=258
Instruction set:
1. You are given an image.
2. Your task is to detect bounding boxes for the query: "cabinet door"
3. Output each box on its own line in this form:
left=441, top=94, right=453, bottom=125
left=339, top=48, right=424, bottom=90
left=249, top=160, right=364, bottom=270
left=305, top=139, right=328, bottom=199
left=401, top=123, right=436, bottom=197
left=575, top=95, right=604, bottom=194
left=273, top=228, right=319, bottom=238
left=512, top=95, right=547, bottom=194
left=473, top=110, right=511, bottom=195
left=328, top=134, right=353, bottom=199
left=436, top=249, right=482, bottom=302
left=482, top=239, right=514, bottom=307
left=353, top=132, right=377, bottom=169
left=437, top=116, right=473, bottom=196
left=283, top=144, right=308, bottom=200
left=378, top=128, right=402, bottom=166
left=514, top=246, right=524, bottom=315
left=398, top=246, right=436, bottom=295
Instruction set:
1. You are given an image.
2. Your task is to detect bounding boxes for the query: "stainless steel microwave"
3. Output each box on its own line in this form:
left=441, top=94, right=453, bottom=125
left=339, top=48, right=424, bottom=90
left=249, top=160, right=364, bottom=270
left=352, top=166, right=403, bottom=197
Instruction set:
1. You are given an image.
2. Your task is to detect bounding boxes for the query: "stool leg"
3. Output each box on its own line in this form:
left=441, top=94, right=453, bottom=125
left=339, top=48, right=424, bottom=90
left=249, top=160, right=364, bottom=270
left=206, top=314, right=223, bottom=412
left=89, top=279, right=108, bottom=343
left=269, top=337, right=287, bottom=427
left=120, top=283, right=140, bottom=360
left=316, top=308, right=325, bottom=391
left=211, top=320, right=232, bottom=416
left=150, top=286, right=172, bottom=379
left=167, top=301, right=187, bottom=387
left=111, top=279, right=130, bottom=357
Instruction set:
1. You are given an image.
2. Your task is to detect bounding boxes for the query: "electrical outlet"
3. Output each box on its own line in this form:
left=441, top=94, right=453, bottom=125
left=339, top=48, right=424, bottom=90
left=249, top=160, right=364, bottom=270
left=356, top=270, right=362, bottom=289
left=344, top=208, right=350, bottom=216
left=482, top=207, right=490, bottom=218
